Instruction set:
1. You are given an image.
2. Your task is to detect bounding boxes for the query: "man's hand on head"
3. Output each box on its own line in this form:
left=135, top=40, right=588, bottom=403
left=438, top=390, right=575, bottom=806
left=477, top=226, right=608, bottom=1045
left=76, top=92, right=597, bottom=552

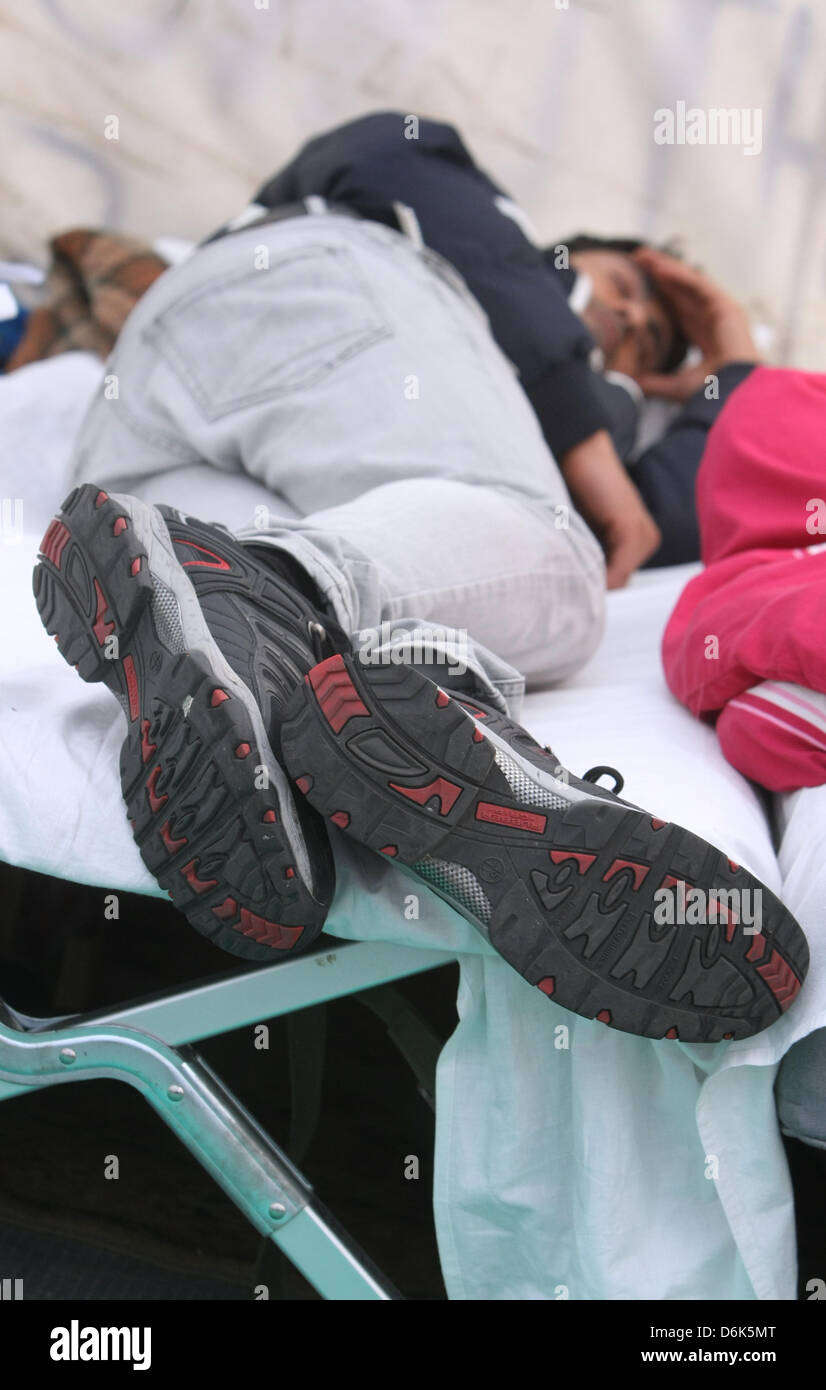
left=631, top=247, right=761, bottom=402
left=560, top=429, right=661, bottom=588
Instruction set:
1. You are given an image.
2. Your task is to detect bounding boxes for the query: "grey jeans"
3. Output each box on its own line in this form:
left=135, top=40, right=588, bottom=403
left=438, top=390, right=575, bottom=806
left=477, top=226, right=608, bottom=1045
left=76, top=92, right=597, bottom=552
left=69, top=212, right=605, bottom=713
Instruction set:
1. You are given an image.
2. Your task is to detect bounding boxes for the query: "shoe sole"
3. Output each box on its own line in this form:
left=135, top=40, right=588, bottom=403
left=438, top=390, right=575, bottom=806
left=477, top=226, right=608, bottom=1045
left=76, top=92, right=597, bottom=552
left=281, top=654, right=809, bottom=1041
left=34, top=484, right=329, bottom=961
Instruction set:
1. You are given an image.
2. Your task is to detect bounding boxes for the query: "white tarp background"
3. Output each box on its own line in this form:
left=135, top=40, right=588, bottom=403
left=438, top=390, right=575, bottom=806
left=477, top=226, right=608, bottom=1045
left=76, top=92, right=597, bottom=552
left=2, top=0, right=826, bottom=366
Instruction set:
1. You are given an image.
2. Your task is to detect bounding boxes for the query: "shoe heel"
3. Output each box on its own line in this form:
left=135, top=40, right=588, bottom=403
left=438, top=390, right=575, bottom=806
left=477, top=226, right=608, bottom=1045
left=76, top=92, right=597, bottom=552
left=33, top=483, right=154, bottom=686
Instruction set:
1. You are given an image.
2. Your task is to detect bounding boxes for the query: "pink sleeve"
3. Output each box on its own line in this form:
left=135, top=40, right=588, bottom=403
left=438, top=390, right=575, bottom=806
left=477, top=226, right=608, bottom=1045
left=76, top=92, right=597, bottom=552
left=662, top=548, right=826, bottom=717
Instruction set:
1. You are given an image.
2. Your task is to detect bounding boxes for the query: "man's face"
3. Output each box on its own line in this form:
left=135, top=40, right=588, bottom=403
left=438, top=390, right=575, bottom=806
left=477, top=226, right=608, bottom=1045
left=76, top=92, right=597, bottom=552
left=569, top=249, right=676, bottom=378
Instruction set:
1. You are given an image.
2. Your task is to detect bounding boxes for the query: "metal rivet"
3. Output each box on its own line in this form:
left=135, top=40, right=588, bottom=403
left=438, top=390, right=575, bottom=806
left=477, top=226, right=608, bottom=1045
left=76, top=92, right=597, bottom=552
left=167, top=1085, right=185, bottom=1102
left=268, top=1202, right=287, bottom=1220
left=58, top=1048, right=76, bottom=1065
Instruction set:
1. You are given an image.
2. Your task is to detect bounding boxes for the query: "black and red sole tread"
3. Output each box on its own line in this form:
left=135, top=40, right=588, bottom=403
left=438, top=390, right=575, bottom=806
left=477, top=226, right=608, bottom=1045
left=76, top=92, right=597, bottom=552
left=282, top=653, right=810, bottom=1042
left=33, top=484, right=327, bottom=963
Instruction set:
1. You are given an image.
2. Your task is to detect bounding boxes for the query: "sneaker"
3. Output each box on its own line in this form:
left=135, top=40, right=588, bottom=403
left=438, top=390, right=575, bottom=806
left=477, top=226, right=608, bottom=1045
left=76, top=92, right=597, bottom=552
left=280, top=654, right=810, bottom=1040
left=33, top=483, right=343, bottom=961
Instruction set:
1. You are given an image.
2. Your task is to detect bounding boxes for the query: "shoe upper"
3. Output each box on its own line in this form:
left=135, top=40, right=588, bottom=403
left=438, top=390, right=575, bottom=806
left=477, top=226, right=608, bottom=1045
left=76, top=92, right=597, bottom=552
left=157, top=506, right=348, bottom=753
left=452, top=693, right=632, bottom=808
left=402, top=660, right=632, bottom=809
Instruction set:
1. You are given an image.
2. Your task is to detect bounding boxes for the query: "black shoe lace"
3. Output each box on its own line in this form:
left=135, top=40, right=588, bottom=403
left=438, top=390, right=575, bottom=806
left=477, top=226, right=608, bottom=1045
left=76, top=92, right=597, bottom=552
left=306, top=618, right=332, bottom=662
left=582, top=764, right=625, bottom=795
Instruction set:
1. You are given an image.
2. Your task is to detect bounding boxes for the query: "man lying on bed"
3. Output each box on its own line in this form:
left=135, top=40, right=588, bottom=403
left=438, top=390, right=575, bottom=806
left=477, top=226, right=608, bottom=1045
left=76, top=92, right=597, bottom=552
left=248, top=110, right=762, bottom=569
left=33, top=164, right=807, bottom=1045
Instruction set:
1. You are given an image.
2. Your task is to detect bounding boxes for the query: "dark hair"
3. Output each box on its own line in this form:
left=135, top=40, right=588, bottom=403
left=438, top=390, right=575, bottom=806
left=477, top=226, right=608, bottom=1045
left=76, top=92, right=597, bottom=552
left=545, top=233, right=689, bottom=373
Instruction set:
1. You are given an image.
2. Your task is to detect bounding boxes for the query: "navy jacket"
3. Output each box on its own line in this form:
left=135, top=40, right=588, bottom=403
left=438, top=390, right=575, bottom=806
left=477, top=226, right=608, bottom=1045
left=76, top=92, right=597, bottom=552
left=254, top=112, right=755, bottom=566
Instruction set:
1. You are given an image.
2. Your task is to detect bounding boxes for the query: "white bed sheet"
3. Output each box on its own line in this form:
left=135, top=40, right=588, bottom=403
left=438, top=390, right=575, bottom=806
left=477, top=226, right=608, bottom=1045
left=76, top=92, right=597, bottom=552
left=2, top=352, right=824, bottom=1300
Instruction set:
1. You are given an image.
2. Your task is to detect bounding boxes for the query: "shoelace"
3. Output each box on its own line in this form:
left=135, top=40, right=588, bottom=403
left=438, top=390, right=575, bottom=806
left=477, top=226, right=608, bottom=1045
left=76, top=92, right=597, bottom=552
left=542, top=747, right=625, bottom=796
left=582, top=764, right=625, bottom=795
left=306, top=617, right=335, bottom=663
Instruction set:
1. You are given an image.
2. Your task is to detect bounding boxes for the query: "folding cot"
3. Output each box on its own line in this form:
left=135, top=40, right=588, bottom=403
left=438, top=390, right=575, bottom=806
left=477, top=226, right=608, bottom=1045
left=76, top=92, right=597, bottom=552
left=0, top=931, right=456, bottom=1299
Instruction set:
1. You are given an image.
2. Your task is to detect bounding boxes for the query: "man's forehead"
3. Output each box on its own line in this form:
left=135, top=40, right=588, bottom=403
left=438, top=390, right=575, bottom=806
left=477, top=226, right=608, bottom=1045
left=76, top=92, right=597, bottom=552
left=620, top=253, right=655, bottom=300
left=620, top=254, right=673, bottom=320
left=576, top=247, right=652, bottom=297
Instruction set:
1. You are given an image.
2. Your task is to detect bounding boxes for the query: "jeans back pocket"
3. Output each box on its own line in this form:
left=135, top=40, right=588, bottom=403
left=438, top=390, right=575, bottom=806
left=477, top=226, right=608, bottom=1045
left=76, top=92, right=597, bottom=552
left=144, top=241, right=393, bottom=422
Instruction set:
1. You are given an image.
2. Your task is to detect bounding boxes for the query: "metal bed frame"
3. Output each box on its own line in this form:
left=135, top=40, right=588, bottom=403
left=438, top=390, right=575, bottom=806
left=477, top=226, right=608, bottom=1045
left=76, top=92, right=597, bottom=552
left=0, top=936, right=456, bottom=1300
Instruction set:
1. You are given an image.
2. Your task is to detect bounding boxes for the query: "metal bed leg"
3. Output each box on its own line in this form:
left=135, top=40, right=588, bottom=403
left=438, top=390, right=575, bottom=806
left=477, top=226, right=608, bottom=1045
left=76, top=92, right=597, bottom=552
left=0, top=1015, right=401, bottom=1300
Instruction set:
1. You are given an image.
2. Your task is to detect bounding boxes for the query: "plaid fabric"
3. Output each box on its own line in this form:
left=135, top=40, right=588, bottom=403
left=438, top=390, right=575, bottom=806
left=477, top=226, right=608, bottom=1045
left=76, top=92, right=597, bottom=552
left=5, top=228, right=167, bottom=372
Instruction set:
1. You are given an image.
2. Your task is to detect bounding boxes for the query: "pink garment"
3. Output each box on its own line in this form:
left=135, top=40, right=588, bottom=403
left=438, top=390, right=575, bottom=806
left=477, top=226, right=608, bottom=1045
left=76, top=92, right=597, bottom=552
left=716, top=683, right=826, bottom=790
left=662, top=366, right=826, bottom=792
